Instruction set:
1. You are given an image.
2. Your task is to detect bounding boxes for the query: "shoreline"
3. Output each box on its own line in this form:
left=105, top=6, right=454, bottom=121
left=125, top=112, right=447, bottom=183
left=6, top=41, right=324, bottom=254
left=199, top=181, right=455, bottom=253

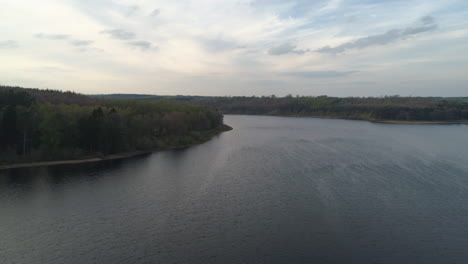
left=0, top=124, right=233, bottom=170
left=227, top=114, right=468, bottom=125
left=370, top=120, right=468, bottom=124
left=0, top=151, right=152, bottom=170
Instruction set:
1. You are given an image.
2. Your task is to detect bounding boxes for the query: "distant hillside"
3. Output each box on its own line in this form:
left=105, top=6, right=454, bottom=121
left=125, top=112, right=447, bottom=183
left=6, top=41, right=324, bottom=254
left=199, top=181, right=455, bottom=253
left=91, top=94, right=162, bottom=100
left=4, top=85, right=467, bottom=123
left=94, top=93, right=468, bottom=122
left=91, top=94, right=207, bottom=102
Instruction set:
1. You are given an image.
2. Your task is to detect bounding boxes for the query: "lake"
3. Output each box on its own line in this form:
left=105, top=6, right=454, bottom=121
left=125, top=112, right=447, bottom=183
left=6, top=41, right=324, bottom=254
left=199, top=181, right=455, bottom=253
left=1, top=115, right=468, bottom=264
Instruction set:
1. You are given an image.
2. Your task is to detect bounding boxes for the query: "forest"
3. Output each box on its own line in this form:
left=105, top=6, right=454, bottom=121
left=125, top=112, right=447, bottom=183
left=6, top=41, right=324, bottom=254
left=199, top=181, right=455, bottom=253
left=0, top=86, right=227, bottom=165
left=2, top=86, right=467, bottom=165
left=94, top=94, right=468, bottom=122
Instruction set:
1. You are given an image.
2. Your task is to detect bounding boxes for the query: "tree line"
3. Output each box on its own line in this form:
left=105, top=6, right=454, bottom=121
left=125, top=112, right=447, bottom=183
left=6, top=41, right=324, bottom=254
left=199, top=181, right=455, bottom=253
left=0, top=86, right=224, bottom=164
left=199, top=95, right=468, bottom=121
left=108, top=94, right=468, bottom=122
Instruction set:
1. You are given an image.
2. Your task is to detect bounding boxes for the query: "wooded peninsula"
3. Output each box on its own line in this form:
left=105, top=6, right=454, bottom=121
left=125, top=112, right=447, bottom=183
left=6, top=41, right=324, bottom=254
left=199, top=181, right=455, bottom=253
left=2, top=85, right=467, bottom=166
left=0, top=86, right=230, bottom=166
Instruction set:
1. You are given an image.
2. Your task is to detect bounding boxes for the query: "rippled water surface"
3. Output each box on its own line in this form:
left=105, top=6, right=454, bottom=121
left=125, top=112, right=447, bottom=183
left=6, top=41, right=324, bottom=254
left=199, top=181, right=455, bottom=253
left=2, top=115, right=468, bottom=264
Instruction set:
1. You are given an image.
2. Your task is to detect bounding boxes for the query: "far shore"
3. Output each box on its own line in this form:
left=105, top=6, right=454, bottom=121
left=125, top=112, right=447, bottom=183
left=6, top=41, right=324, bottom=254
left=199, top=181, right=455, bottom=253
left=235, top=114, right=468, bottom=125
left=370, top=120, right=468, bottom=124
left=0, top=124, right=233, bottom=171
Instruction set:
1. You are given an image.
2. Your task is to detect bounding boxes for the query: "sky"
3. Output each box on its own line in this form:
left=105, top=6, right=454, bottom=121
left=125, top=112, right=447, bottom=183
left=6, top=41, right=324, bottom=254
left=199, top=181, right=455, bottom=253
left=0, top=0, right=468, bottom=96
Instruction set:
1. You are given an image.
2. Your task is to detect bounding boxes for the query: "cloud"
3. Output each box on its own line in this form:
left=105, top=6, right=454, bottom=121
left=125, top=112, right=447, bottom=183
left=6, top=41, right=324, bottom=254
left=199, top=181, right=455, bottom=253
left=201, top=38, right=241, bottom=53
left=150, top=9, right=160, bottom=17
left=284, top=70, right=358, bottom=78
left=35, top=33, right=70, bottom=40
left=346, top=16, right=358, bottom=23
left=2, top=0, right=466, bottom=97
left=100, top=29, right=135, bottom=40
left=403, top=16, right=437, bottom=35
left=127, top=40, right=156, bottom=51
left=268, top=42, right=309, bottom=55
left=24, top=66, right=73, bottom=73
left=70, top=40, right=93, bottom=46
left=318, top=0, right=342, bottom=13
left=35, top=33, right=93, bottom=48
left=123, top=5, right=139, bottom=16
left=317, top=16, right=438, bottom=54
left=0, top=40, right=18, bottom=49
left=76, top=47, right=105, bottom=53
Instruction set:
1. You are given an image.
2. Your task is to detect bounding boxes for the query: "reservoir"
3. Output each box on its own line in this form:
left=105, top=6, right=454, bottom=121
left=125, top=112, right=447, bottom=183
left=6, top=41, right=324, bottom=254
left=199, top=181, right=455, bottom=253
left=1, top=115, right=468, bottom=264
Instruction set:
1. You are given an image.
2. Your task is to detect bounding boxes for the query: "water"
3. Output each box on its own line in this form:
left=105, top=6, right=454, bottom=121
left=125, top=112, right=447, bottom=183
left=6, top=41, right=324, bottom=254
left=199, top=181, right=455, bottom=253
left=1, top=115, right=468, bottom=264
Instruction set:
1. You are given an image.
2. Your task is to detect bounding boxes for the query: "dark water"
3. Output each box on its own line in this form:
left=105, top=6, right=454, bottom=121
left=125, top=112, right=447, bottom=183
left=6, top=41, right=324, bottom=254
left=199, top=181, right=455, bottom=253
left=1, top=115, right=468, bottom=264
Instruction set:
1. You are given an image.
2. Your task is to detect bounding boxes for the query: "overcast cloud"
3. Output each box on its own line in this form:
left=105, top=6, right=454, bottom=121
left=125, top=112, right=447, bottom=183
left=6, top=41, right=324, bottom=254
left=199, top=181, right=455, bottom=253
left=70, top=40, right=94, bottom=46
left=100, top=29, right=136, bottom=40
left=35, top=33, right=70, bottom=40
left=0, top=0, right=467, bottom=96
left=127, top=40, right=155, bottom=51
left=268, top=43, right=310, bottom=55
left=317, top=16, right=438, bottom=54
left=0, top=40, right=18, bottom=49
